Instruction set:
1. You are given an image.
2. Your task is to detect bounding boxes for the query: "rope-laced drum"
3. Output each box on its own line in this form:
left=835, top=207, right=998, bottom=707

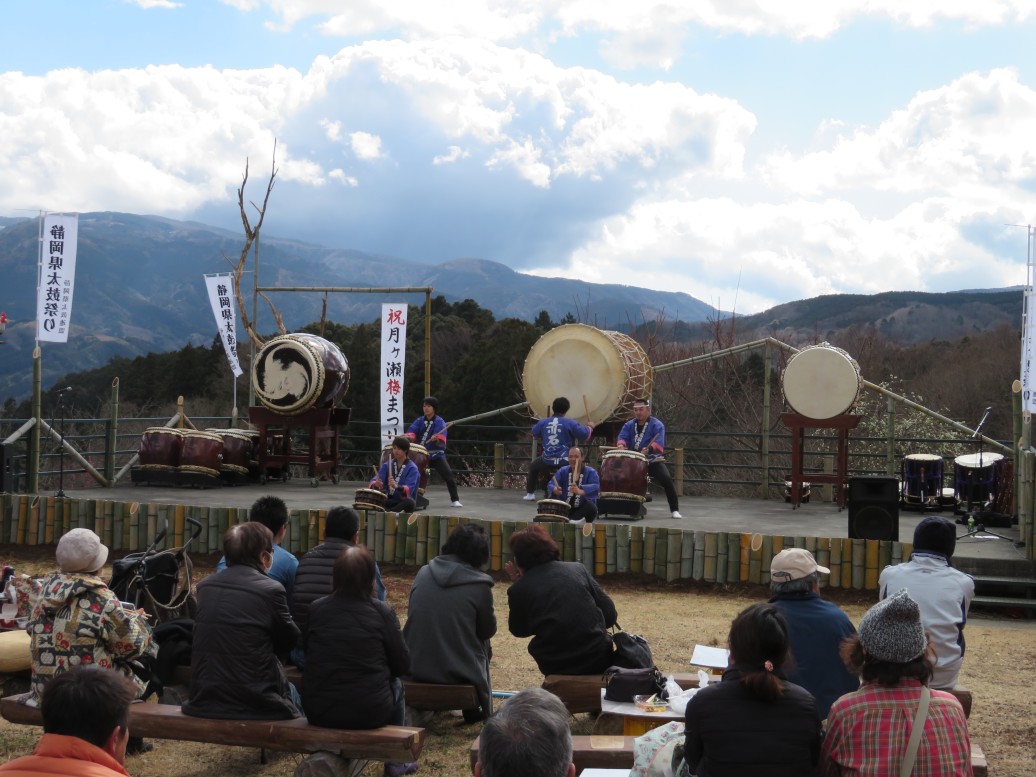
left=782, top=344, right=861, bottom=420
left=522, top=324, right=653, bottom=425
left=252, top=333, right=350, bottom=415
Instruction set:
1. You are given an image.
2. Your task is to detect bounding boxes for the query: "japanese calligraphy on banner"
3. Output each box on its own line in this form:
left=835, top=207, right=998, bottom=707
left=36, top=213, right=79, bottom=343
left=380, top=303, right=408, bottom=439
left=204, top=274, right=244, bottom=378
left=1022, top=286, right=1036, bottom=414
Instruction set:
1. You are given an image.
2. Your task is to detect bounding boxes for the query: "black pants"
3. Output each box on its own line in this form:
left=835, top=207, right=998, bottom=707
left=429, top=456, right=459, bottom=502
left=569, top=499, right=598, bottom=524
left=648, top=460, right=680, bottom=511
left=526, top=457, right=562, bottom=495
left=386, top=495, right=416, bottom=513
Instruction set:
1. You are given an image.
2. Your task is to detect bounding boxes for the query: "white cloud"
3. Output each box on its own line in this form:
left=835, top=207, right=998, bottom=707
left=320, top=118, right=342, bottom=141
left=349, top=130, right=385, bottom=160
left=432, top=145, right=470, bottom=164
left=328, top=169, right=359, bottom=186
left=127, top=0, right=182, bottom=8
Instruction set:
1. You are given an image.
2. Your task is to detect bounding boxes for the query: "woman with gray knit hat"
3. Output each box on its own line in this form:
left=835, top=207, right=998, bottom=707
left=819, top=589, right=971, bottom=776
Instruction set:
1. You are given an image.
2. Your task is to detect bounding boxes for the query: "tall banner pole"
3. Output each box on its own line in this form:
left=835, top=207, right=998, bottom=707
left=380, top=303, right=408, bottom=441
left=204, top=273, right=244, bottom=421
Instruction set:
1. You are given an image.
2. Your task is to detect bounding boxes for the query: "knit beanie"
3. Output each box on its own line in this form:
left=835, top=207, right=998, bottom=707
left=858, top=588, right=927, bottom=663
left=55, top=528, right=109, bottom=574
left=912, top=515, right=956, bottom=559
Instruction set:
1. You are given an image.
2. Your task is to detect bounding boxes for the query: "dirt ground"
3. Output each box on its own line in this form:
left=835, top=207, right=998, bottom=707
left=0, top=546, right=1033, bottom=777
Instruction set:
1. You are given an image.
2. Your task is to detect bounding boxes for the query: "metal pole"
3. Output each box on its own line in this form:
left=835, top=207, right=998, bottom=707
left=760, top=340, right=772, bottom=499
left=106, top=378, right=118, bottom=484
left=886, top=396, right=896, bottom=475
left=30, top=347, right=41, bottom=494
left=425, top=290, right=432, bottom=399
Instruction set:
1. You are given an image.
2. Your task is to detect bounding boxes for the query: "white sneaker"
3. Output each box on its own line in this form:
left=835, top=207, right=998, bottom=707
left=568, top=518, right=586, bottom=528
left=451, top=500, right=463, bottom=508
left=672, top=510, right=683, bottom=519
left=522, top=493, right=536, bottom=501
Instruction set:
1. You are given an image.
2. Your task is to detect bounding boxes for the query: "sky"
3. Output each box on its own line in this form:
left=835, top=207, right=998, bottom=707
left=2, top=1, right=1036, bottom=315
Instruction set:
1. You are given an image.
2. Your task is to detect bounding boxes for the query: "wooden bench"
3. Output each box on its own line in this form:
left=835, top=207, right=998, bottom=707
left=402, top=681, right=480, bottom=711
left=469, top=736, right=989, bottom=777
left=947, top=686, right=972, bottom=719
left=1, top=694, right=425, bottom=776
left=542, top=672, right=700, bottom=715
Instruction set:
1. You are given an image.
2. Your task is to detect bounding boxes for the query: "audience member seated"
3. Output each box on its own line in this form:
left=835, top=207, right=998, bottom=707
left=682, top=603, right=821, bottom=777
left=183, top=522, right=301, bottom=720
left=291, top=506, right=385, bottom=667
left=0, top=666, right=137, bottom=777
left=820, top=589, right=971, bottom=776
left=28, top=528, right=156, bottom=755
left=216, top=496, right=299, bottom=600
left=474, top=688, right=575, bottom=777
left=505, top=524, right=617, bottom=676
left=303, top=545, right=415, bottom=776
left=403, top=524, right=496, bottom=722
left=879, top=515, right=975, bottom=690
left=768, top=548, right=859, bottom=719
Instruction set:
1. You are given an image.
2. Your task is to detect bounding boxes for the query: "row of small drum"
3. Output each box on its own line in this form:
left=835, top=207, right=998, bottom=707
left=901, top=452, right=1010, bottom=512
left=136, top=427, right=260, bottom=483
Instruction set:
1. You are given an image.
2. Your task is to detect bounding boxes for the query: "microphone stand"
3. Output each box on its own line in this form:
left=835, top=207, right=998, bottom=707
left=957, top=406, right=1015, bottom=544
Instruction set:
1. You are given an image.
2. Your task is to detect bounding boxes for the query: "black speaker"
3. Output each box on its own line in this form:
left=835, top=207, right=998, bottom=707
left=848, top=476, right=899, bottom=541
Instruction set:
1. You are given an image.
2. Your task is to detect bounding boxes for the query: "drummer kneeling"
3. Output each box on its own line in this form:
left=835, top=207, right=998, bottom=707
left=550, top=448, right=599, bottom=538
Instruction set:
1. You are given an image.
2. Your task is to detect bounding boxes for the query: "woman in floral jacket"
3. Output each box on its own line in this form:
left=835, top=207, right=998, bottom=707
left=28, top=529, right=155, bottom=706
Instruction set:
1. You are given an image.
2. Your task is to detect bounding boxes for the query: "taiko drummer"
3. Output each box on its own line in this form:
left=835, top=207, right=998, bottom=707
left=548, top=447, right=600, bottom=537
left=615, top=398, right=682, bottom=519
left=523, top=397, right=593, bottom=501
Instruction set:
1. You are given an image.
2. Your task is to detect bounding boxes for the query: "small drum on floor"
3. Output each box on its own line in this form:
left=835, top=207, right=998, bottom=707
left=901, top=453, right=944, bottom=509
left=953, top=452, right=1005, bottom=509
left=206, top=428, right=259, bottom=477
left=599, top=449, right=648, bottom=503
left=138, top=427, right=184, bottom=471
left=781, top=344, right=861, bottom=420
left=354, top=487, right=387, bottom=512
left=783, top=480, right=811, bottom=504
left=179, top=430, right=224, bottom=479
left=534, top=498, right=571, bottom=522
left=381, top=443, right=430, bottom=494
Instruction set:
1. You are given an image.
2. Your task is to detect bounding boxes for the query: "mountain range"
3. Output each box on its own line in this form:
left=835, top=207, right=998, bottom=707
left=0, top=212, right=1024, bottom=400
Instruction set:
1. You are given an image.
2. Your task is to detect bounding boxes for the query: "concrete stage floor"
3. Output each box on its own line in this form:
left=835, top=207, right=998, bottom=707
left=58, top=477, right=1031, bottom=573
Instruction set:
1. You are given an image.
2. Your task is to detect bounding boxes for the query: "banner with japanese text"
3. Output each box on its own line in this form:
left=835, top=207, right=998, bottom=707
left=1022, top=286, right=1036, bottom=414
left=36, top=213, right=79, bottom=343
left=380, top=303, right=408, bottom=440
left=204, top=274, right=244, bottom=378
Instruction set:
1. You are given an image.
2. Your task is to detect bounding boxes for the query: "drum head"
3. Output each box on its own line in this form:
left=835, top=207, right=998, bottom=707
left=954, top=452, right=1004, bottom=468
left=904, top=453, right=942, bottom=462
left=252, top=333, right=349, bottom=415
left=522, top=324, right=653, bottom=425
left=782, top=345, right=861, bottom=419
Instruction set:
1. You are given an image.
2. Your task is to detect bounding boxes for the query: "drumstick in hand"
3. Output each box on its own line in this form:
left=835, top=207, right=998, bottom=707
left=582, top=394, right=594, bottom=428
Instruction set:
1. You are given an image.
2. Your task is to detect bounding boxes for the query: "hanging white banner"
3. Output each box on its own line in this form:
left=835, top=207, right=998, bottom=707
left=380, top=302, right=408, bottom=440
left=36, top=213, right=79, bottom=343
left=204, top=274, right=243, bottom=378
left=1022, top=286, right=1036, bottom=414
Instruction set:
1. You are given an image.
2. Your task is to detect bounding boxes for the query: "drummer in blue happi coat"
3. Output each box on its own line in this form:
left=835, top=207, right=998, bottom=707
left=616, top=397, right=682, bottom=519
left=406, top=396, right=462, bottom=509
left=523, top=397, right=593, bottom=501
left=370, top=436, right=421, bottom=513
left=549, top=447, right=599, bottom=537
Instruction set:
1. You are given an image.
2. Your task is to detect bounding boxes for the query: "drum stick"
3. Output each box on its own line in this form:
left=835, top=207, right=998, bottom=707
left=581, top=395, right=594, bottom=427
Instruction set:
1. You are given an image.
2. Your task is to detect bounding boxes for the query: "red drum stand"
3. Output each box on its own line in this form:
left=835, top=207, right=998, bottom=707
left=781, top=413, right=860, bottom=509
left=248, top=406, right=350, bottom=487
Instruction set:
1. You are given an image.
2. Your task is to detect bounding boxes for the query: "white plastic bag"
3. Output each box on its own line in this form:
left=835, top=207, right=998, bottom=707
left=665, top=669, right=709, bottom=716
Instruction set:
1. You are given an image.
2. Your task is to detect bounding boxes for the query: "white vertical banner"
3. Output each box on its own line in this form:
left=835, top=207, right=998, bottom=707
left=36, top=213, right=79, bottom=343
left=380, top=302, right=408, bottom=440
left=1022, top=286, right=1036, bottom=414
left=204, top=274, right=244, bottom=378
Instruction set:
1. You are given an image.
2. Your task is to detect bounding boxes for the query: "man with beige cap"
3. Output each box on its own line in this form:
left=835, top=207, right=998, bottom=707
left=27, top=529, right=155, bottom=743
left=769, top=547, right=859, bottom=718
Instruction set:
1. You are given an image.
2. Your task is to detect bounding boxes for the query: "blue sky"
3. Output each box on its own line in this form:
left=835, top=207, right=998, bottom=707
left=2, top=1, right=1036, bottom=314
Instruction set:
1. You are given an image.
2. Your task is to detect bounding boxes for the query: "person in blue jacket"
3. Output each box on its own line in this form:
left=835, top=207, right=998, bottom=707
left=371, top=436, right=420, bottom=513
left=524, top=397, right=592, bottom=501
left=406, top=396, right=462, bottom=509
left=548, top=447, right=600, bottom=537
left=616, top=397, right=682, bottom=519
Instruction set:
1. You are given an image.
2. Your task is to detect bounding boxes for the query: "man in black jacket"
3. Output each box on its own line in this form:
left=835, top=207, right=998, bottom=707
left=290, top=506, right=385, bottom=668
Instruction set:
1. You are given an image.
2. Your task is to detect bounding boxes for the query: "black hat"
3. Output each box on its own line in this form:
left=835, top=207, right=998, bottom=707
left=912, top=515, right=956, bottom=559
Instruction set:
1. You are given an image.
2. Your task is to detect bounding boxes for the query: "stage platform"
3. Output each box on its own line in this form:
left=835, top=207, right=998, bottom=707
left=52, top=477, right=1031, bottom=576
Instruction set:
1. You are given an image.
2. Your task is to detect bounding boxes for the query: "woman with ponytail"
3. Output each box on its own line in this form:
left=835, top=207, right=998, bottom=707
left=682, top=603, right=822, bottom=776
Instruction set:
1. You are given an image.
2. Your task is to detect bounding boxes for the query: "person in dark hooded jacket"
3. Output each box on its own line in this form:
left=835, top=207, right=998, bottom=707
left=403, top=524, right=496, bottom=721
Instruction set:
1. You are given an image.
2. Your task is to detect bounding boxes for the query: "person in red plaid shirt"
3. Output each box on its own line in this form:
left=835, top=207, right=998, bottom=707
left=820, top=589, right=971, bottom=776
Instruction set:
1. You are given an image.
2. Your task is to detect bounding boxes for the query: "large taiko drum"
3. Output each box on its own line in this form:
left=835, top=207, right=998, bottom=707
left=534, top=498, right=571, bottom=522
left=380, top=443, right=430, bottom=495
left=138, top=428, right=184, bottom=471
left=252, top=333, right=350, bottom=415
left=782, top=344, right=861, bottom=420
left=953, top=452, right=1005, bottom=507
left=901, top=453, right=944, bottom=507
left=179, top=430, right=224, bottom=478
left=206, top=428, right=258, bottom=476
left=522, top=324, right=653, bottom=426
left=354, top=487, right=387, bottom=512
left=599, top=449, right=649, bottom=504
